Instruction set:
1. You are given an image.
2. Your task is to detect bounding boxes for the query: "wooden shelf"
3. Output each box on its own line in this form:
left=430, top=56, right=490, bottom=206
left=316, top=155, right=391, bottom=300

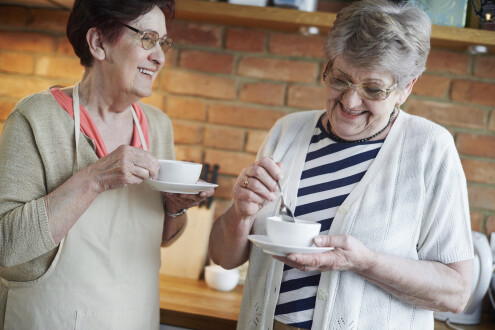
left=176, top=0, right=495, bottom=54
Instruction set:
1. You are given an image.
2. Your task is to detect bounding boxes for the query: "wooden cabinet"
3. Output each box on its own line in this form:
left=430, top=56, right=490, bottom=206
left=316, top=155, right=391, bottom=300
left=176, top=0, right=495, bottom=53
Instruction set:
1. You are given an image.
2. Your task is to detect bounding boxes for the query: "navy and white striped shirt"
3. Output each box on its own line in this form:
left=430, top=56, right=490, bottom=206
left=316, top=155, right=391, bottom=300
left=274, top=117, right=384, bottom=329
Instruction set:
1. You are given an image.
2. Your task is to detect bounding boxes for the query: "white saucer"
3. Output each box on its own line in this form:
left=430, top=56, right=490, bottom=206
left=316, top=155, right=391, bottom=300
left=145, top=179, right=218, bottom=194
left=248, top=235, right=334, bottom=257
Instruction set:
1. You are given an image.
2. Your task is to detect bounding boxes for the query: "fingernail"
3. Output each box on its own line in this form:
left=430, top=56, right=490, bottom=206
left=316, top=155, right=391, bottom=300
left=287, top=255, right=297, bottom=262
left=314, top=236, right=322, bottom=245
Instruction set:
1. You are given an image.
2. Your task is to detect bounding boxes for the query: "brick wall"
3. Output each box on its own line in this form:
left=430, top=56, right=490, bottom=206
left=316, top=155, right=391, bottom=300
left=1, top=5, right=494, bottom=236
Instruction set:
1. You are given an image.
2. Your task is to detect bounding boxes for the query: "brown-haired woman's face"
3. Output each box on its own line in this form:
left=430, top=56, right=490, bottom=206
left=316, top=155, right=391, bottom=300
left=100, top=6, right=167, bottom=100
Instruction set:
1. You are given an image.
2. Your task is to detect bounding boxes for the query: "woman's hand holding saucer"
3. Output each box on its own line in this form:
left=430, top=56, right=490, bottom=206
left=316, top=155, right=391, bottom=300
left=163, top=183, right=215, bottom=213
left=233, top=157, right=281, bottom=218
left=273, top=235, right=375, bottom=273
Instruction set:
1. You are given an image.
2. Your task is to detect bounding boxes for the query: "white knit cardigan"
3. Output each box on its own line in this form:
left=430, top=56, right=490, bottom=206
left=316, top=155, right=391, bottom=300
left=237, top=110, right=473, bottom=330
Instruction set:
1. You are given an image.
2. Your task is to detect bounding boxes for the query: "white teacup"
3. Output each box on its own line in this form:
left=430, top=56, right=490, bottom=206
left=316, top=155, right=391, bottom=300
left=204, top=264, right=240, bottom=292
left=157, top=160, right=202, bottom=184
left=266, top=216, right=321, bottom=247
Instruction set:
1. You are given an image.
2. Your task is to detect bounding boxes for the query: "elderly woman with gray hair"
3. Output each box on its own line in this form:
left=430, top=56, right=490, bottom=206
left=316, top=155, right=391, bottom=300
left=209, top=0, right=473, bottom=329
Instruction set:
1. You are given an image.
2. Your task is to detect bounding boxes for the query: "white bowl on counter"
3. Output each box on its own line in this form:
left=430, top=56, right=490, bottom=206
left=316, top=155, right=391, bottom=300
left=204, top=264, right=240, bottom=292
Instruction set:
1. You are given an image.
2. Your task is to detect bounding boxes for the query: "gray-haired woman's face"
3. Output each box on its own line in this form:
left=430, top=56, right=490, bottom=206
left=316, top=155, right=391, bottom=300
left=324, top=55, right=414, bottom=141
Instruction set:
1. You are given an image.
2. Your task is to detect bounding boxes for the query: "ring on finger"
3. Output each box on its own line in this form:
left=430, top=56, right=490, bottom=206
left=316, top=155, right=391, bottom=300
left=242, top=177, right=249, bottom=188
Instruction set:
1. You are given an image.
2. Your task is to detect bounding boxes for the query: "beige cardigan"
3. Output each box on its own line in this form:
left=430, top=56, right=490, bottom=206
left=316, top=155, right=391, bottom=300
left=0, top=89, right=174, bottom=325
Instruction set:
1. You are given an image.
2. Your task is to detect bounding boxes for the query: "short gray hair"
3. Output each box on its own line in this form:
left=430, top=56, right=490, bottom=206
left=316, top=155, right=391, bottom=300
left=324, top=0, right=431, bottom=89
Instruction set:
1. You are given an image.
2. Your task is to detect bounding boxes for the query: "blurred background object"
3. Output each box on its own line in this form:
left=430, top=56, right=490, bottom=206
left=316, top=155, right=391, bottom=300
left=409, top=0, right=469, bottom=27
left=470, top=0, right=495, bottom=30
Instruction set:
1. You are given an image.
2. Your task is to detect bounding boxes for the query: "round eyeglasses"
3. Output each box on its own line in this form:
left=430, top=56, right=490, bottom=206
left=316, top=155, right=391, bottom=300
left=123, top=24, right=174, bottom=53
left=322, top=62, right=398, bottom=101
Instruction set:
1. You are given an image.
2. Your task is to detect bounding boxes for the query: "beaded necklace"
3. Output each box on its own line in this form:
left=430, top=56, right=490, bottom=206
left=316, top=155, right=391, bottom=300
left=326, top=107, right=397, bottom=144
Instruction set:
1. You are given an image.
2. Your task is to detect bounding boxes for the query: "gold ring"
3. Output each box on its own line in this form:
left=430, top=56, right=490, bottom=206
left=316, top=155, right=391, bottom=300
left=242, top=177, right=249, bottom=188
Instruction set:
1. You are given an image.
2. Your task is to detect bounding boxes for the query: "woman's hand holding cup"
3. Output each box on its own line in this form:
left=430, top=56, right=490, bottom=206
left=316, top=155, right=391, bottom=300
left=233, top=156, right=282, bottom=218
left=87, top=145, right=159, bottom=193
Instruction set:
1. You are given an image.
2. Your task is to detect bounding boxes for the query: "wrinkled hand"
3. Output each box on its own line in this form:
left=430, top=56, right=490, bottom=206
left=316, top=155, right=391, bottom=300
left=273, top=235, right=375, bottom=273
left=233, top=157, right=282, bottom=218
left=87, top=145, right=159, bottom=192
left=164, top=181, right=215, bottom=213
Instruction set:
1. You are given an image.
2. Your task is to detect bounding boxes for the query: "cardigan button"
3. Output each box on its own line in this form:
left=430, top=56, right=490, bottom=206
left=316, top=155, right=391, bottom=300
left=338, top=204, right=350, bottom=214
left=317, top=289, right=329, bottom=301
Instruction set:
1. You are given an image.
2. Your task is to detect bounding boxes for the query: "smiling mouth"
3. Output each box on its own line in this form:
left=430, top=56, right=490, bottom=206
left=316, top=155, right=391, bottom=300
left=340, top=102, right=364, bottom=116
left=138, top=67, right=154, bottom=77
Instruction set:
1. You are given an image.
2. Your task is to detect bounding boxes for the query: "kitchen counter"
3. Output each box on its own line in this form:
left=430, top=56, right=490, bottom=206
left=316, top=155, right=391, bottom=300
left=159, top=274, right=242, bottom=330
left=159, top=274, right=494, bottom=330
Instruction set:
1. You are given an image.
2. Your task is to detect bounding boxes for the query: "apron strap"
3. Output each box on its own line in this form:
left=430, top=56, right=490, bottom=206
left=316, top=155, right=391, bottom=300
left=72, top=84, right=149, bottom=175
left=72, top=83, right=81, bottom=175
left=131, top=105, right=148, bottom=152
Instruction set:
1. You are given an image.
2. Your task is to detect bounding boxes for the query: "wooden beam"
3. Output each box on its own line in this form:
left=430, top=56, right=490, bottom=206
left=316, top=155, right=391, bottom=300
left=176, top=0, right=495, bottom=53
left=176, top=0, right=336, bottom=34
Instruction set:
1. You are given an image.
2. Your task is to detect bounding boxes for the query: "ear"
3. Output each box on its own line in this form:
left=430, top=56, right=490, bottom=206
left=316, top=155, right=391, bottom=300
left=86, top=27, right=105, bottom=61
left=397, top=77, right=418, bottom=106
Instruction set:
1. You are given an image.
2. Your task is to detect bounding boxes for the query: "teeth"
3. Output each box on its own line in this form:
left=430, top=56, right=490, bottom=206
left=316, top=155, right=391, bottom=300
left=138, top=68, right=153, bottom=76
left=342, top=104, right=363, bottom=115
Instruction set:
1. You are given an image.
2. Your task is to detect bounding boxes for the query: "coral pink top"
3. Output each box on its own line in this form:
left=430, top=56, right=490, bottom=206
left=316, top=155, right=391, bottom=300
left=50, top=87, right=150, bottom=158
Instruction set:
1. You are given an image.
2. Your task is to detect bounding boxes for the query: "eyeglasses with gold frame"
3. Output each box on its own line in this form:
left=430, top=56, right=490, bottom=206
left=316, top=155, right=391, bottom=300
left=123, top=24, right=174, bottom=53
left=322, top=61, right=398, bottom=101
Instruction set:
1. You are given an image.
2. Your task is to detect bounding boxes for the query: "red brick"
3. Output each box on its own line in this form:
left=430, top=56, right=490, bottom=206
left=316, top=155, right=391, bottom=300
left=179, top=50, right=234, bottom=74
left=486, top=215, right=495, bottom=236
left=462, top=158, right=495, bottom=185
left=161, top=70, right=236, bottom=100
left=489, top=111, right=495, bottom=132
left=204, top=149, right=255, bottom=176
left=56, top=37, right=76, bottom=57
left=204, top=126, right=245, bottom=151
left=412, top=74, right=450, bottom=98
left=238, top=57, right=319, bottom=83
left=404, top=99, right=485, bottom=130
left=474, top=55, right=495, bottom=79
left=172, top=121, right=203, bottom=145
left=209, top=104, right=285, bottom=129
left=269, top=33, right=326, bottom=59
left=467, top=185, right=495, bottom=211
left=0, top=6, right=28, bottom=27
left=215, top=175, right=237, bottom=200
left=451, top=80, right=495, bottom=107
left=226, top=28, right=265, bottom=53
left=141, top=92, right=165, bottom=110
left=0, top=75, right=56, bottom=99
left=35, top=55, right=83, bottom=79
left=287, top=85, right=326, bottom=110
left=174, top=145, right=203, bottom=163
left=28, top=8, right=69, bottom=32
left=164, top=48, right=178, bottom=69
left=239, top=82, right=285, bottom=106
left=246, top=130, right=269, bottom=153
left=426, top=49, right=469, bottom=75
left=0, top=98, right=16, bottom=121
left=470, top=212, right=483, bottom=233
left=456, top=133, right=495, bottom=158
left=166, top=97, right=206, bottom=121
left=169, top=21, right=222, bottom=48
left=0, top=52, right=34, bottom=74
left=0, top=31, right=55, bottom=53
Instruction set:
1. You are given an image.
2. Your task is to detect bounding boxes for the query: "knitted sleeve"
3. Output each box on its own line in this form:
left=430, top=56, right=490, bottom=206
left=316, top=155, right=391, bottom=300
left=0, top=110, right=57, bottom=269
left=416, top=127, right=473, bottom=264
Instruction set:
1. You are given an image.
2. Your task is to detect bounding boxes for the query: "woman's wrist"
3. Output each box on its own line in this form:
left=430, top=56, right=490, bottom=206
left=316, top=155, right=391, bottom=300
left=162, top=196, right=186, bottom=218
left=164, top=207, right=186, bottom=218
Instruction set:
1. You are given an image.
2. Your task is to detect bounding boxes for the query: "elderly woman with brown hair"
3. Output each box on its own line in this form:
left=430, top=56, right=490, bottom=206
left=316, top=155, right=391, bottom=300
left=209, top=1, right=473, bottom=329
left=0, top=0, right=214, bottom=328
